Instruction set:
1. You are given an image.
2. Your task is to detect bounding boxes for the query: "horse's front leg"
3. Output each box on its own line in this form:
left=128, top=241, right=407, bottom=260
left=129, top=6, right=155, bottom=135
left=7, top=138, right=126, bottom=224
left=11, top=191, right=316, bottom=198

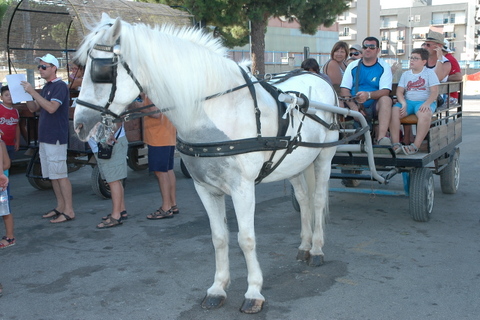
left=194, top=182, right=230, bottom=310
left=290, top=164, right=315, bottom=262
left=309, top=147, right=336, bottom=266
left=231, top=181, right=265, bottom=314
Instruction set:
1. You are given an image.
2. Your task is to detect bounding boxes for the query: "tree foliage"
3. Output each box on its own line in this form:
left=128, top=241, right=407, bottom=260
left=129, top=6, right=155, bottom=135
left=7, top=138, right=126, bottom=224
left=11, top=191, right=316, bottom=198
left=139, top=0, right=350, bottom=74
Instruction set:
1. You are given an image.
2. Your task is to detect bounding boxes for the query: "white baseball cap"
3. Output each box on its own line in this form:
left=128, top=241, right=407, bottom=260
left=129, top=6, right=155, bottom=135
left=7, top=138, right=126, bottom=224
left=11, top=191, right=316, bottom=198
left=442, top=39, right=452, bottom=53
left=35, top=53, right=59, bottom=68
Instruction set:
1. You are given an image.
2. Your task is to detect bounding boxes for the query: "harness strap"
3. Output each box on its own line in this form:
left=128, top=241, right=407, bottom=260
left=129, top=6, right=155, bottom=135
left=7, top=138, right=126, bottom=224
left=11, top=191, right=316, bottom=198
left=238, top=67, right=262, bottom=137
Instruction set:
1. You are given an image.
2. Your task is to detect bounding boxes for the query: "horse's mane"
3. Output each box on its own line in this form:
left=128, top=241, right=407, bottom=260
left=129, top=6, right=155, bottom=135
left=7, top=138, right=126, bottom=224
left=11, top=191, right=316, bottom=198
left=75, top=16, right=244, bottom=129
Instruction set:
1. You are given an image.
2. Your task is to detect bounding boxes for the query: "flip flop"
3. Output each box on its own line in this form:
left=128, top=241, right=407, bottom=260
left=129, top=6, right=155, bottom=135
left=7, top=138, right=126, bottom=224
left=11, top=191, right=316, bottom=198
left=50, top=213, right=74, bottom=224
left=42, top=208, right=61, bottom=219
left=147, top=208, right=174, bottom=220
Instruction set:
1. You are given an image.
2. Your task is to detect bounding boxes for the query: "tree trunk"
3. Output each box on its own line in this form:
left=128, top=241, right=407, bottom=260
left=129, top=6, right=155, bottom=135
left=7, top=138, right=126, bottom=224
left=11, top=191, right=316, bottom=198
left=250, top=19, right=266, bottom=76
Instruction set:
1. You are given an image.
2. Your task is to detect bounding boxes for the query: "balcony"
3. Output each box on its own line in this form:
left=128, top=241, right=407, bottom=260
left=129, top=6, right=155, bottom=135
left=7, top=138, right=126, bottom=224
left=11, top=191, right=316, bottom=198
left=338, top=17, right=357, bottom=25
left=339, top=32, right=357, bottom=41
left=397, top=49, right=405, bottom=55
left=380, top=21, right=399, bottom=29
left=381, top=50, right=389, bottom=56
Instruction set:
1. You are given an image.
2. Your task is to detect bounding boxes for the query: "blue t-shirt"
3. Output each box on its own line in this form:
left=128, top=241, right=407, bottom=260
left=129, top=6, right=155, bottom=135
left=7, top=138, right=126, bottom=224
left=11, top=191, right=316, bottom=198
left=341, top=58, right=392, bottom=108
left=38, top=78, right=70, bottom=144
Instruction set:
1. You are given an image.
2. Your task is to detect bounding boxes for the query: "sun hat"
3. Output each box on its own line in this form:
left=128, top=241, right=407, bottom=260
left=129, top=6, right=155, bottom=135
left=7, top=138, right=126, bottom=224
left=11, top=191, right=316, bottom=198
left=350, top=44, right=363, bottom=53
left=443, top=39, right=452, bottom=53
left=35, top=53, right=59, bottom=68
left=425, top=31, right=444, bottom=45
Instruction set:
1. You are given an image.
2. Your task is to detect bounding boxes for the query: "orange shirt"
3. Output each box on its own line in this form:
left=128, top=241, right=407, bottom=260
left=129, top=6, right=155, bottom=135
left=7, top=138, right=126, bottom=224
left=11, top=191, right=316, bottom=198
left=143, top=111, right=176, bottom=147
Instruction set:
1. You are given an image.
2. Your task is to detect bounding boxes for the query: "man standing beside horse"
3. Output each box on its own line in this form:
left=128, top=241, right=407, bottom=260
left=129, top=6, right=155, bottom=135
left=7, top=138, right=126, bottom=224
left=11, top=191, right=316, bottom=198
left=21, top=54, right=76, bottom=223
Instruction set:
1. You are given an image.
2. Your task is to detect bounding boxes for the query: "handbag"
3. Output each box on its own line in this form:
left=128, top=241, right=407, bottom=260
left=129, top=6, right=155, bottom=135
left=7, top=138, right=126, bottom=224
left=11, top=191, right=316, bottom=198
left=97, top=129, right=121, bottom=159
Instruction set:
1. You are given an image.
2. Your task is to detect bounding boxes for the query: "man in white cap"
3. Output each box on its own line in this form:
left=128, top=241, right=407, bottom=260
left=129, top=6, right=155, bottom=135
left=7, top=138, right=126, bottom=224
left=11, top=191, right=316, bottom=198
left=442, top=40, right=462, bottom=104
left=346, top=44, right=363, bottom=65
left=21, top=53, right=75, bottom=223
left=421, top=31, right=451, bottom=82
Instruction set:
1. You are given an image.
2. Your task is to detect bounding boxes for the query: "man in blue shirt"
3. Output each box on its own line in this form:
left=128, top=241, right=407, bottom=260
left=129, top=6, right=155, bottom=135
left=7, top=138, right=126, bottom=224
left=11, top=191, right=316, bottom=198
left=22, top=54, right=75, bottom=223
left=340, top=37, right=393, bottom=144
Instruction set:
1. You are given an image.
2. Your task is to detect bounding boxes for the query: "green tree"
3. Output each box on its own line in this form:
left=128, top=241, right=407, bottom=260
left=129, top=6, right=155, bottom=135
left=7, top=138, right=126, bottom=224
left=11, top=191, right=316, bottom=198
left=139, top=0, right=350, bottom=74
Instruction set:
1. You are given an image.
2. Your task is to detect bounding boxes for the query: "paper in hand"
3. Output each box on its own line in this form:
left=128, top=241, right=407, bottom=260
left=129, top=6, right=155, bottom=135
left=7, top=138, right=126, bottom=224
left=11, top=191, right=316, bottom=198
left=6, top=74, right=33, bottom=104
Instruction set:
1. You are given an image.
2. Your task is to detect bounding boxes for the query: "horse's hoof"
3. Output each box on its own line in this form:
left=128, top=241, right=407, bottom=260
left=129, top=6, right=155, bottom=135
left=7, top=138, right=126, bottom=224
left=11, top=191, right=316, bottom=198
left=308, top=254, right=324, bottom=267
left=240, top=298, right=264, bottom=314
left=201, top=294, right=226, bottom=309
left=296, top=249, right=310, bottom=261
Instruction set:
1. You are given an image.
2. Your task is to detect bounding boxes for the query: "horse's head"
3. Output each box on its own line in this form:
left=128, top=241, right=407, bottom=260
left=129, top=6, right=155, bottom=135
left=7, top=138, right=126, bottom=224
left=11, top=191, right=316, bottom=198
left=73, top=13, right=142, bottom=141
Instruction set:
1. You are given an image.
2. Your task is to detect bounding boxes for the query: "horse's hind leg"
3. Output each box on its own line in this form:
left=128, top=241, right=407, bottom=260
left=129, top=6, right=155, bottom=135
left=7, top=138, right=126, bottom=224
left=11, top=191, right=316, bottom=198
left=290, top=165, right=315, bottom=262
left=194, top=183, right=230, bottom=310
left=309, top=148, right=336, bottom=267
left=231, top=181, right=265, bottom=314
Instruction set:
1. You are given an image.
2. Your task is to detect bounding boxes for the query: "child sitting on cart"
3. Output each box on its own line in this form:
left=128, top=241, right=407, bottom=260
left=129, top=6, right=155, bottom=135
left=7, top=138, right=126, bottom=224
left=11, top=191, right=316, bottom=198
left=389, top=48, right=439, bottom=155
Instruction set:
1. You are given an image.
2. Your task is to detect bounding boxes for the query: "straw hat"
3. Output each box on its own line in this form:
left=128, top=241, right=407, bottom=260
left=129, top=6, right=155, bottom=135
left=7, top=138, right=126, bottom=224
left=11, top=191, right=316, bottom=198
left=425, top=31, right=444, bottom=45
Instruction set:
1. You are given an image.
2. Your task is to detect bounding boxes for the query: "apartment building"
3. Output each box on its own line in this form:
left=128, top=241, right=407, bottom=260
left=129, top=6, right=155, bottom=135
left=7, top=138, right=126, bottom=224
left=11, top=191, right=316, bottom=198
left=339, top=0, right=479, bottom=61
left=379, top=0, right=478, bottom=61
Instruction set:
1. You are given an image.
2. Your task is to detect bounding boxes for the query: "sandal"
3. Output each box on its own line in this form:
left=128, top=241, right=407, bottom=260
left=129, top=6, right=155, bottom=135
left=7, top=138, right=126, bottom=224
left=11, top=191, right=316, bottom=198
left=377, top=137, right=392, bottom=146
left=97, top=216, right=123, bottom=229
left=402, top=143, right=419, bottom=155
left=42, top=208, right=61, bottom=219
left=50, top=213, right=74, bottom=224
left=392, top=143, right=403, bottom=154
left=170, top=205, right=180, bottom=214
left=147, top=208, right=174, bottom=220
left=102, top=210, right=127, bottom=221
left=0, top=236, right=15, bottom=249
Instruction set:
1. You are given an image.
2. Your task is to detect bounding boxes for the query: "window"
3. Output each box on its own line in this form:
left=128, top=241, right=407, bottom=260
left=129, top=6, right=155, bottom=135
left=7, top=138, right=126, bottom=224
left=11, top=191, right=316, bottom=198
left=415, top=15, right=420, bottom=22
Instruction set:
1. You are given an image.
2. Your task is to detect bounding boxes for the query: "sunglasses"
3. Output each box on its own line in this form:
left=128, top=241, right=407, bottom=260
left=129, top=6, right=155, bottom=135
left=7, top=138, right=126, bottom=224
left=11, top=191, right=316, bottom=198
left=349, top=52, right=360, bottom=57
left=421, top=43, right=432, bottom=47
left=37, top=64, right=52, bottom=70
left=362, top=44, right=377, bottom=50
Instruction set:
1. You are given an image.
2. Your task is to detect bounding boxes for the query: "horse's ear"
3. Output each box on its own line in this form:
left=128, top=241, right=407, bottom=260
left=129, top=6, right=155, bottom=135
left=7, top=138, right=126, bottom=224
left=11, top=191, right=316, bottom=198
left=101, top=12, right=111, bottom=22
left=109, top=18, right=122, bottom=43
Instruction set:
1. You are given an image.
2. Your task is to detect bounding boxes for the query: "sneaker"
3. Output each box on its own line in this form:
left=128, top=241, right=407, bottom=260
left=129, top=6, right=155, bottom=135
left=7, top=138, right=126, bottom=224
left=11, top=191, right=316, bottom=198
left=0, top=236, right=15, bottom=249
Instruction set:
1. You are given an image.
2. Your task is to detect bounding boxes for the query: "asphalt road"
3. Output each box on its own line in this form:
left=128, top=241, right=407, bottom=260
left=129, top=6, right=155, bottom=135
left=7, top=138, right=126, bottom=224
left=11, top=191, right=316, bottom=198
left=1, top=97, right=479, bottom=320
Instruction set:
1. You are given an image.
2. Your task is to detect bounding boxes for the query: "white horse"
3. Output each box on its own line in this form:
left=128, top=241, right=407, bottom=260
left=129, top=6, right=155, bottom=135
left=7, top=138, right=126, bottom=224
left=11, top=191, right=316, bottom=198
left=73, top=13, right=339, bottom=314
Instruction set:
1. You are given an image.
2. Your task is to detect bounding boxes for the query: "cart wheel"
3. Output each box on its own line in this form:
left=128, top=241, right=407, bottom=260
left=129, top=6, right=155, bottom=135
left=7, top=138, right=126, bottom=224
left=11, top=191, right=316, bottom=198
left=27, top=160, right=52, bottom=190
left=180, top=159, right=191, bottom=179
left=341, top=169, right=361, bottom=187
left=127, top=146, right=148, bottom=171
left=291, top=185, right=300, bottom=212
left=440, top=148, right=460, bottom=194
left=91, top=166, right=126, bottom=199
left=409, top=168, right=434, bottom=222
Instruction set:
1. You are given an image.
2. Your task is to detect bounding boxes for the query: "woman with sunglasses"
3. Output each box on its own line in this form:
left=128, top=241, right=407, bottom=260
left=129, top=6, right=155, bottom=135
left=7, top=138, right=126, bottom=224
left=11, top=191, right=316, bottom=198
left=321, top=41, right=349, bottom=85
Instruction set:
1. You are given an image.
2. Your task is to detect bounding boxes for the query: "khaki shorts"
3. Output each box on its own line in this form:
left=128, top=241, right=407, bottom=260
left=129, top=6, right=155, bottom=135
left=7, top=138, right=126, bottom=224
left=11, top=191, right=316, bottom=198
left=95, top=136, right=128, bottom=183
left=39, top=142, right=68, bottom=180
